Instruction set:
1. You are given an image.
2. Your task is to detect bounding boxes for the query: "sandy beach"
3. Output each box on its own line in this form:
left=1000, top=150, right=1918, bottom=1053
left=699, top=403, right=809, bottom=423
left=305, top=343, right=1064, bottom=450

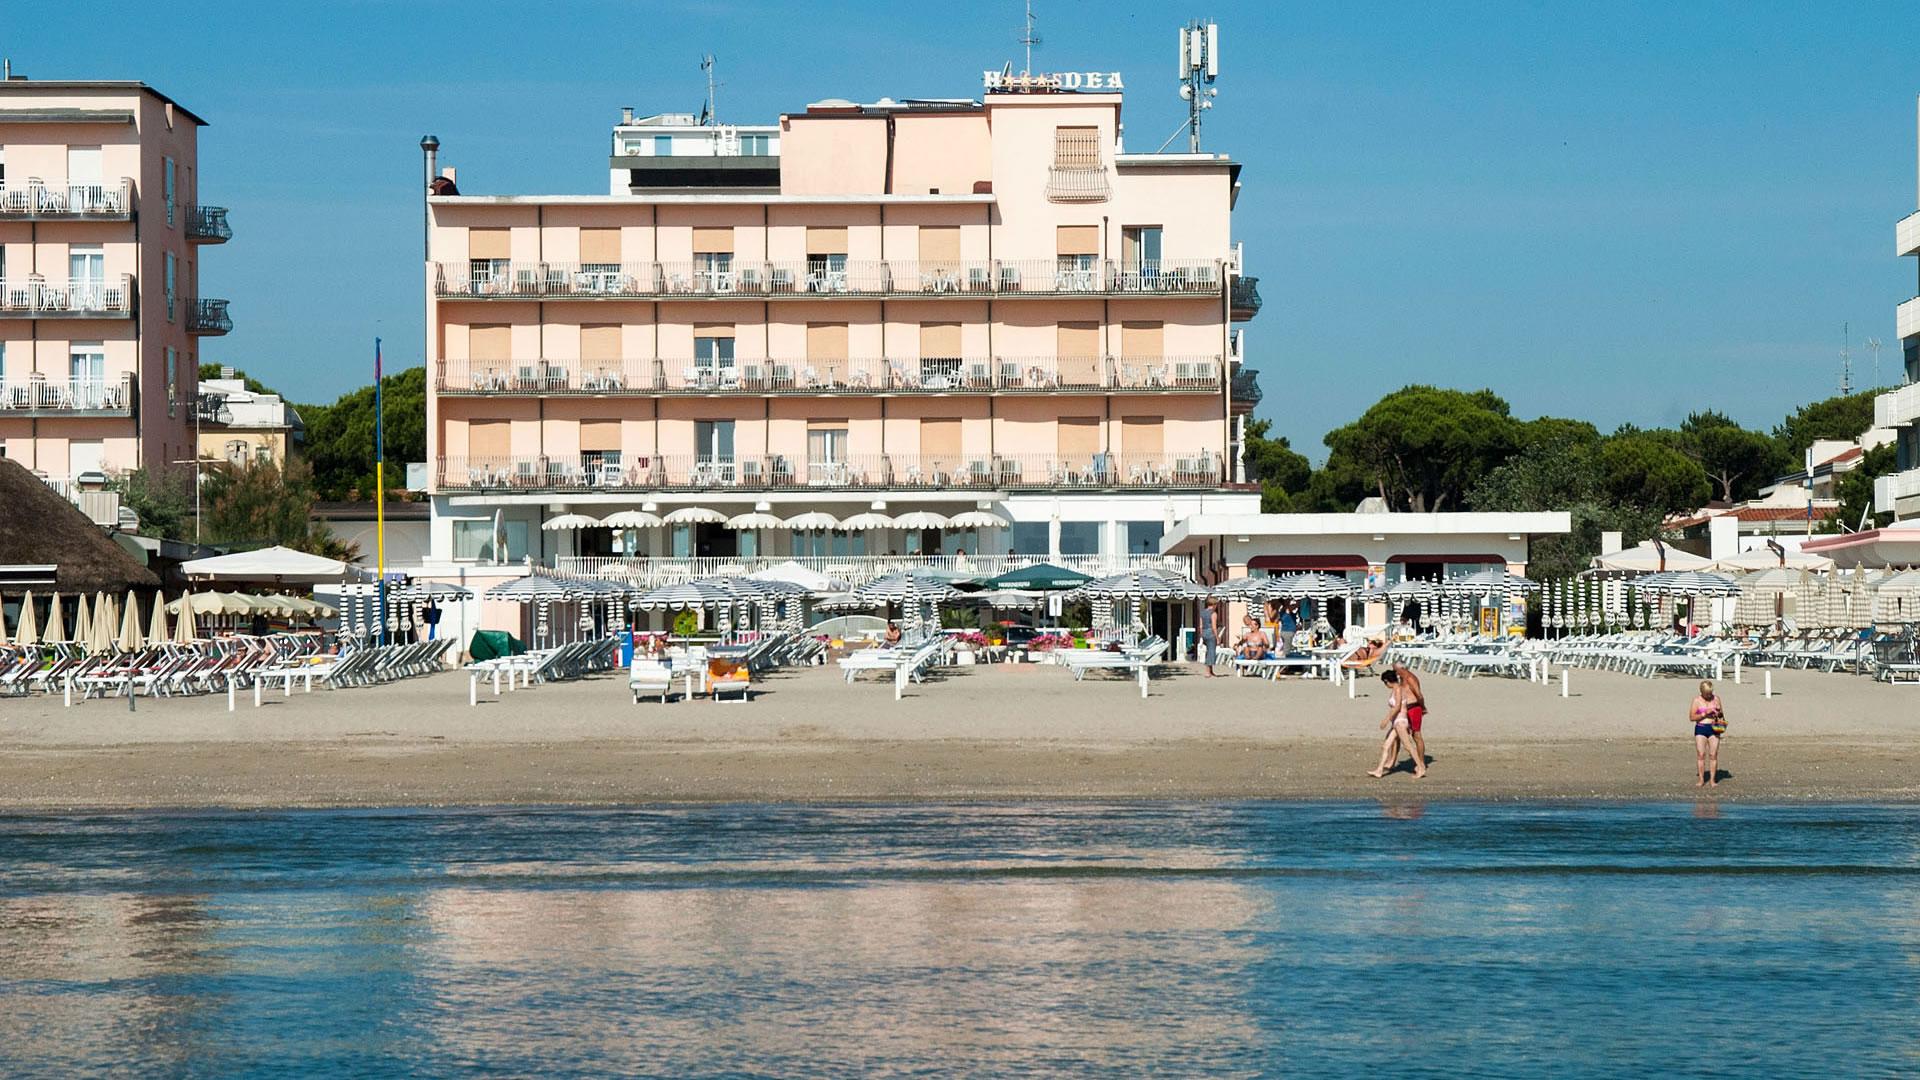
left=0, top=661, right=1912, bottom=809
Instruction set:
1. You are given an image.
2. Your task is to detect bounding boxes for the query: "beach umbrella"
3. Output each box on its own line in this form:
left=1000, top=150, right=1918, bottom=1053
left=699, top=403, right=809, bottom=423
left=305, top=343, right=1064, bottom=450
left=1263, top=571, right=1357, bottom=600
left=118, top=591, right=144, bottom=652
left=1074, top=571, right=1209, bottom=600
left=1713, top=548, right=1835, bottom=573
left=15, top=591, right=38, bottom=646
left=947, top=509, right=1009, bottom=529
left=663, top=506, right=727, bottom=526
left=486, top=575, right=578, bottom=602
left=986, top=562, right=1094, bottom=591
left=966, top=588, right=1045, bottom=610
left=1209, top=576, right=1280, bottom=601
left=1635, top=571, right=1741, bottom=598
left=174, top=592, right=199, bottom=642
left=633, top=579, right=736, bottom=611
left=891, top=510, right=951, bottom=531
left=853, top=573, right=960, bottom=604
left=1440, top=568, right=1539, bottom=594
left=148, top=592, right=169, bottom=643
left=541, top=513, right=605, bottom=531
left=73, top=593, right=94, bottom=651
left=724, top=510, right=786, bottom=531
left=41, top=592, right=64, bottom=645
left=783, top=510, right=841, bottom=531
left=0, top=594, right=7, bottom=644
left=838, top=511, right=896, bottom=532
left=746, top=560, right=848, bottom=593
left=90, top=593, right=115, bottom=654
left=603, top=509, right=664, bottom=529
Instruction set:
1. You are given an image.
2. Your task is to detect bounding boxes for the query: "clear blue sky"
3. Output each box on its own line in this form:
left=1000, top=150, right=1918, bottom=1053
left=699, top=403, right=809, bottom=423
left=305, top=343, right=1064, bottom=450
left=20, top=1, right=1919, bottom=457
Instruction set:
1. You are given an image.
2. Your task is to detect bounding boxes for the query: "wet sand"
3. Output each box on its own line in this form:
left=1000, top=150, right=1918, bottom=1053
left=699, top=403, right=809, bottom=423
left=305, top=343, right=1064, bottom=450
left=0, top=663, right=1910, bottom=808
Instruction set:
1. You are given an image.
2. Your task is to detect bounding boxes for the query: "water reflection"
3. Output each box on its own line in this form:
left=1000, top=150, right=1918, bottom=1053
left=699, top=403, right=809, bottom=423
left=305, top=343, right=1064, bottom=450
left=0, top=803, right=1915, bottom=1077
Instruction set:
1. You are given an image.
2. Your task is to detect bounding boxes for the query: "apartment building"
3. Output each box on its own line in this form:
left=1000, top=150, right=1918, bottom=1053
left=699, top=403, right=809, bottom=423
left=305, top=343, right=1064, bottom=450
left=0, top=77, right=230, bottom=493
left=424, top=80, right=1262, bottom=581
left=196, top=370, right=301, bottom=468
left=1878, top=98, right=1920, bottom=521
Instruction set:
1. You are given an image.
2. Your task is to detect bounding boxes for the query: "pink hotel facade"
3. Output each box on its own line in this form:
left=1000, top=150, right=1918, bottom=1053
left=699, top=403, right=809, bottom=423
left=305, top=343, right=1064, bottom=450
left=425, top=84, right=1263, bottom=577
left=0, top=79, right=230, bottom=491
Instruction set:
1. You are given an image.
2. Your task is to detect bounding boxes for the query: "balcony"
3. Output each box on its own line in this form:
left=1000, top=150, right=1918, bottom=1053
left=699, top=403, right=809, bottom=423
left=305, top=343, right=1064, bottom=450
left=1229, top=368, right=1263, bottom=414
left=1899, top=210, right=1920, bottom=258
left=1875, top=382, right=1920, bottom=430
left=1875, top=470, right=1920, bottom=515
left=0, top=374, right=136, bottom=417
left=1229, top=275, right=1262, bottom=321
left=0, top=178, right=133, bottom=220
left=438, top=451, right=1227, bottom=494
left=435, top=355, right=1224, bottom=396
left=1899, top=296, right=1920, bottom=341
left=433, top=259, right=1225, bottom=302
left=187, top=298, right=232, bottom=335
left=0, top=275, right=135, bottom=319
left=187, top=205, right=232, bottom=243
left=554, top=553, right=1191, bottom=588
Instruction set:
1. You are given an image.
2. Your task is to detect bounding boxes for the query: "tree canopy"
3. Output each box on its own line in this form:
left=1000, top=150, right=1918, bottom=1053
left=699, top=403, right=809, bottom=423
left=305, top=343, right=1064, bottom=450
left=1774, top=390, right=1880, bottom=458
left=299, top=366, right=427, bottom=501
left=201, top=458, right=357, bottom=560
left=1319, top=385, right=1520, bottom=512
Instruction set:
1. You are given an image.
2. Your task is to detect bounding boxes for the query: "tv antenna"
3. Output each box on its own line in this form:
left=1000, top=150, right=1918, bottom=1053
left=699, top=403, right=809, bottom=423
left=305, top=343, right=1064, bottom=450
left=699, top=54, right=719, bottom=126
left=1016, top=0, right=1041, bottom=75
left=1865, top=336, right=1883, bottom=389
left=1157, top=19, right=1220, bottom=153
left=1839, top=321, right=1852, bottom=396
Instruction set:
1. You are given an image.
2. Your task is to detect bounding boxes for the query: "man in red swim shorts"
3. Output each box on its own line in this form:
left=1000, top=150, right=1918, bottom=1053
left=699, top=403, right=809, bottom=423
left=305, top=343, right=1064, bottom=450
left=1394, top=661, right=1429, bottom=772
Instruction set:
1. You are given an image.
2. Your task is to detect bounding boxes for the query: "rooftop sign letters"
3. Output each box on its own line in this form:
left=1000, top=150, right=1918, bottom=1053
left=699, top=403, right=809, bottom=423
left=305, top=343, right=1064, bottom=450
left=983, top=70, right=1123, bottom=93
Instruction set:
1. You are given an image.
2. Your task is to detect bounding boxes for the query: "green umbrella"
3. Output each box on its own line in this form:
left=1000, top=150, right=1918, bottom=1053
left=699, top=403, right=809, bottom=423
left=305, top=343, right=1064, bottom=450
left=984, top=562, right=1094, bottom=591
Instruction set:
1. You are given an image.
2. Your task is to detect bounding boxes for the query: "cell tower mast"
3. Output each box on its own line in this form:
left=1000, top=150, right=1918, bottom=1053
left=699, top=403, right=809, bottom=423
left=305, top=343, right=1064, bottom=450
left=1177, top=19, right=1220, bottom=153
left=1017, top=1, right=1041, bottom=75
left=700, top=54, right=718, bottom=126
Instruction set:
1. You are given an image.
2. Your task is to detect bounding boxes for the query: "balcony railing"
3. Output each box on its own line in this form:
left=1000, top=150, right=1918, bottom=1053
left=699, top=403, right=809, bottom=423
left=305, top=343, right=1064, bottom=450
left=1898, top=210, right=1920, bottom=258
left=0, top=275, right=135, bottom=318
left=187, top=298, right=232, bottom=335
left=0, top=178, right=133, bottom=219
left=1230, top=275, right=1262, bottom=321
left=439, top=451, right=1226, bottom=494
left=1875, top=470, right=1920, bottom=515
left=435, top=354, right=1224, bottom=395
left=0, top=374, right=136, bottom=415
left=553, top=553, right=1192, bottom=587
left=1875, top=382, right=1920, bottom=430
left=434, top=258, right=1225, bottom=301
left=187, top=205, right=232, bottom=243
left=1898, top=296, right=1920, bottom=341
left=1230, top=368, right=1263, bottom=412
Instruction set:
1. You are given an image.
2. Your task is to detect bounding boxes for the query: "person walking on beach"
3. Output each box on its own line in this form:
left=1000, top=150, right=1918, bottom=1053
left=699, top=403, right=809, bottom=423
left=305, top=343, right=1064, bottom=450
left=1369, top=670, right=1426, bottom=779
left=1393, top=660, right=1429, bottom=772
left=1200, top=598, right=1224, bottom=676
left=1690, top=680, right=1727, bottom=787
left=1278, top=601, right=1300, bottom=656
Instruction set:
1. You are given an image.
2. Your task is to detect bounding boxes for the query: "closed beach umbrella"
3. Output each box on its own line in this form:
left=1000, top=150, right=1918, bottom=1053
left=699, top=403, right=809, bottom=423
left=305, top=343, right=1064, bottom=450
left=118, top=591, right=144, bottom=652
left=174, top=592, right=199, bottom=642
left=90, top=593, right=115, bottom=654
left=0, top=594, right=7, bottom=644
left=15, top=591, right=38, bottom=646
left=148, top=592, right=169, bottom=643
left=73, top=593, right=94, bottom=650
left=783, top=510, right=841, bottom=531
left=41, top=592, right=65, bottom=645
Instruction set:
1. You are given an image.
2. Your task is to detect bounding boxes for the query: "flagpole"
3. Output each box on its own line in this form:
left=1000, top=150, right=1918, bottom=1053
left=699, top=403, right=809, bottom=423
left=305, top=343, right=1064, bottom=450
left=375, top=337, right=387, bottom=646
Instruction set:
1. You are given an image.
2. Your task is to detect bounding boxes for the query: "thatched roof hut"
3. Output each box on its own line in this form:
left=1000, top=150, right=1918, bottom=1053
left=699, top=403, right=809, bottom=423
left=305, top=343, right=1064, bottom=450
left=0, top=459, right=159, bottom=593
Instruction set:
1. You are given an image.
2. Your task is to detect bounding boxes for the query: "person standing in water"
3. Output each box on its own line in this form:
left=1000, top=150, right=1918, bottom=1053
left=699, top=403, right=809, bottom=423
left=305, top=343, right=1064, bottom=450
left=1690, top=680, right=1727, bottom=787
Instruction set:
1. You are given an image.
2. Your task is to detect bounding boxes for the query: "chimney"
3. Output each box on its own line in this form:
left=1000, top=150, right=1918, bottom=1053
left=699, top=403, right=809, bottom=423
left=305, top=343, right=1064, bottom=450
left=622, top=106, right=635, bottom=125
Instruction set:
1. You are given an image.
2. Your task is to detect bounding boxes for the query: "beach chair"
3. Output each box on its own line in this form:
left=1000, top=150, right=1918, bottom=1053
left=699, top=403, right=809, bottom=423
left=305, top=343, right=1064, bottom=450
left=629, top=659, right=675, bottom=703
left=1064, top=636, right=1169, bottom=697
left=709, top=659, right=751, bottom=703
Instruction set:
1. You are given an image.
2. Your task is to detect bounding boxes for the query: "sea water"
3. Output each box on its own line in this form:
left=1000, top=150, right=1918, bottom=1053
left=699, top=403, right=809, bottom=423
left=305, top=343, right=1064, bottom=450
left=0, top=802, right=1915, bottom=1078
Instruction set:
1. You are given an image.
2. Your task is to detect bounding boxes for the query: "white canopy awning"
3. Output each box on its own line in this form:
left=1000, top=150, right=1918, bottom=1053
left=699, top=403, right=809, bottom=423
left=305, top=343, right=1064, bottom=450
left=180, top=545, right=350, bottom=582
left=1591, top=542, right=1713, bottom=573
left=745, top=559, right=848, bottom=593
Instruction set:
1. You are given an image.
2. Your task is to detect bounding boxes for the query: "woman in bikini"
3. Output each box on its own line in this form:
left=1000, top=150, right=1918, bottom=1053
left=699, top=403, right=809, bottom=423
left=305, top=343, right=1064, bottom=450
left=1690, top=679, right=1727, bottom=788
left=1369, top=671, right=1426, bottom=779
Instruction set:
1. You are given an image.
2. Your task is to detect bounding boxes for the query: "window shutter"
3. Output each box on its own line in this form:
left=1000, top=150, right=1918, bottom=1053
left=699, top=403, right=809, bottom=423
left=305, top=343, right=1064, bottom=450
left=805, top=226, right=849, bottom=255
left=920, top=418, right=962, bottom=462
left=806, top=323, right=849, bottom=360
left=580, top=419, right=621, bottom=452
left=469, top=325, right=511, bottom=361
left=1120, top=321, right=1163, bottom=357
left=468, top=420, right=510, bottom=459
left=1055, top=225, right=1100, bottom=256
left=1057, top=417, right=1101, bottom=459
left=579, top=228, right=621, bottom=264
left=918, top=322, right=961, bottom=358
left=691, top=226, right=734, bottom=253
left=917, top=226, right=960, bottom=267
left=580, top=325, right=622, bottom=361
left=468, top=228, right=510, bottom=260
left=1121, top=416, right=1164, bottom=459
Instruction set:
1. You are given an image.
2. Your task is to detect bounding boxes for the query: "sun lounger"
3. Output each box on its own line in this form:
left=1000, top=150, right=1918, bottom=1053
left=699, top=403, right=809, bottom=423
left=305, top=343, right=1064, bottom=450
left=629, top=659, right=675, bottom=703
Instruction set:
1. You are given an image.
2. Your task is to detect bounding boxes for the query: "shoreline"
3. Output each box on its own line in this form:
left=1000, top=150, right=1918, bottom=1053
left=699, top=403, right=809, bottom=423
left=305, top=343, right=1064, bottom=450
left=1, top=665, right=1911, bottom=810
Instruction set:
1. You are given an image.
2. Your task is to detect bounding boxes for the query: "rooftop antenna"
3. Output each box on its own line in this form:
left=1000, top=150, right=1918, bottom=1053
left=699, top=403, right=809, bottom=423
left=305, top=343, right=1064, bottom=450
left=1839, top=321, right=1852, bottom=396
left=699, top=54, right=718, bottom=126
left=1865, top=336, right=1883, bottom=389
left=1017, top=1, right=1041, bottom=76
left=1158, top=19, right=1220, bottom=153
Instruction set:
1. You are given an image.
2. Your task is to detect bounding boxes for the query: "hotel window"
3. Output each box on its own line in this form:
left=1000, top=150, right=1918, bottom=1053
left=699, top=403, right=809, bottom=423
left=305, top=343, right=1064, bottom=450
left=467, top=228, right=511, bottom=291
left=692, top=226, right=734, bottom=291
left=807, top=422, right=849, bottom=480
left=918, top=323, right=962, bottom=383
left=740, top=134, right=771, bottom=155
left=1058, top=521, right=1100, bottom=556
left=1056, top=322, right=1100, bottom=386
left=693, top=327, right=736, bottom=377
left=164, top=252, right=177, bottom=321
left=225, top=439, right=249, bottom=465
left=70, top=244, right=106, bottom=299
left=1047, top=126, right=1110, bottom=201
left=805, top=227, right=848, bottom=288
left=580, top=419, right=622, bottom=477
left=806, top=322, right=849, bottom=382
left=66, top=145, right=103, bottom=209
left=1053, top=126, right=1100, bottom=168
left=166, top=348, right=178, bottom=417
left=1055, top=225, right=1099, bottom=283
left=164, top=156, right=176, bottom=226
left=453, top=518, right=529, bottom=562
left=578, top=227, right=621, bottom=278
left=1121, top=226, right=1162, bottom=273
left=69, top=343, right=106, bottom=408
left=653, top=135, right=672, bottom=156
left=694, top=419, right=735, bottom=466
left=1009, top=521, right=1049, bottom=555
left=1124, top=521, right=1165, bottom=555
left=467, top=418, right=511, bottom=466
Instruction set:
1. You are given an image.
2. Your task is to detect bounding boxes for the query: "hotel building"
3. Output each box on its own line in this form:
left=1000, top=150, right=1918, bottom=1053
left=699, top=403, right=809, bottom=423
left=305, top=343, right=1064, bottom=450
left=424, top=81, right=1263, bottom=581
left=1877, top=97, right=1920, bottom=522
left=0, top=77, right=230, bottom=493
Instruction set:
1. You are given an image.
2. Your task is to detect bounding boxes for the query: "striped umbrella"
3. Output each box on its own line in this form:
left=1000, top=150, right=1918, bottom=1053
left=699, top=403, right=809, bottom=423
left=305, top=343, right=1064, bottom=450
left=1209, top=577, right=1279, bottom=601
left=1261, top=571, right=1356, bottom=600
left=633, top=580, right=736, bottom=611
left=852, top=573, right=960, bottom=604
left=1073, top=571, right=1208, bottom=600
left=1635, top=570, right=1741, bottom=598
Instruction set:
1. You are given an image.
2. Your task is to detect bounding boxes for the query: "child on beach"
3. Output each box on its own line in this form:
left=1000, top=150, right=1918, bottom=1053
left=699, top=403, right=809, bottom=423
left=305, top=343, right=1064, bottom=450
left=1690, top=680, right=1726, bottom=788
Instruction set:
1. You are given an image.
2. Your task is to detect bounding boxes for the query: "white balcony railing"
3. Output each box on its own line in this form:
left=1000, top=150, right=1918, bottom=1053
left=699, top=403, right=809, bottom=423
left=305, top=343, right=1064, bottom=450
left=0, top=276, right=135, bottom=317
left=0, top=374, right=135, bottom=414
left=1899, top=296, right=1920, bottom=341
left=552, top=553, right=1193, bottom=588
left=1875, top=382, right=1920, bottom=430
left=435, top=355, right=1224, bottom=395
left=0, top=178, right=133, bottom=218
left=439, top=451, right=1227, bottom=493
left=1898, top=210, right=1920, bottom=258
left=1874, top=470, right=1920, bottom=515
left=433, top=259, right=1225, bottom=301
